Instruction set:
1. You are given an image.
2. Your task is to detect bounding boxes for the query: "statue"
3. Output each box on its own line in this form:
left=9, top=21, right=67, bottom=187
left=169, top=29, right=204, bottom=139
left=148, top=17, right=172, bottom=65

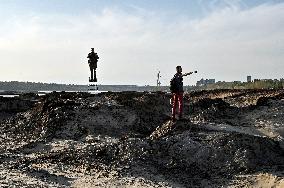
left=87, top=48, right=99, bottom=82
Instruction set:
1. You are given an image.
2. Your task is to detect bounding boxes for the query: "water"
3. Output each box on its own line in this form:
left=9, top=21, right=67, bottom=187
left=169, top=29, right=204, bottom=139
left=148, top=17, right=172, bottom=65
left=0, top=95, right=19, bottom=98
left=0, top=90, right=108, bottom=98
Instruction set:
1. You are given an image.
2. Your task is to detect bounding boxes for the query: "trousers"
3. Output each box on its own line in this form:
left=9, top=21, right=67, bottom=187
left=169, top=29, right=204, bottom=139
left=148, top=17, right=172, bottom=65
left=172, top=92, right=183, bottom=118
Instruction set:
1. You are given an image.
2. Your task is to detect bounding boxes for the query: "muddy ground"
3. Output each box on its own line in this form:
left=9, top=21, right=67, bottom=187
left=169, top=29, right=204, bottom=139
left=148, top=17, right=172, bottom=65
left=0, top=89, right=283, bottom=187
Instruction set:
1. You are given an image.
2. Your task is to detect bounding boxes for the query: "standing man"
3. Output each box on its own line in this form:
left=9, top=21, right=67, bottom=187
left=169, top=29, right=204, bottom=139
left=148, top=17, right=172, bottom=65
left=87, top=48, right=99, bottom=82
left=170, top=66, right=194, bottom=121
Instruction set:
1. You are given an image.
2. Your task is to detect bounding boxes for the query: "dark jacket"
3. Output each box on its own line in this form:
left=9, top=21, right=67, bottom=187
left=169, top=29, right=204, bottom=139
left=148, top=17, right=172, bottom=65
left=170, top=73, right=183, bottom=93
left=87, top=52, right=99, bottom=62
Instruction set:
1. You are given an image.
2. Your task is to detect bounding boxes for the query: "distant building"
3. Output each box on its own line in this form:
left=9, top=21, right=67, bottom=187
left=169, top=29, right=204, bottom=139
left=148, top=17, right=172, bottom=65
left=233, top=81, right=242, bottom=84
left=253, top=78, right=280, bottom=82
left=196, top=78, right=215, bottom=86
left=262, top=79, right=273, bottom=82
left=247, top=76, right=252, bottom=82
left=209, top=79, right=216, bottom=84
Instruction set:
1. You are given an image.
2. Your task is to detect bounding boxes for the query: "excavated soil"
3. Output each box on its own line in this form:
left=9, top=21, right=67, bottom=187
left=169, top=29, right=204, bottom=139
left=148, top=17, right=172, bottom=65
left=0, top=89, right=283, bottom=187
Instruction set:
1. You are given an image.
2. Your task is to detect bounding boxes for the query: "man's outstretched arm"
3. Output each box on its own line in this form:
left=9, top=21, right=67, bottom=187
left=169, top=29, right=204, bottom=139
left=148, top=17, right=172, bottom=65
left=182, top=72, right=193, bottom=77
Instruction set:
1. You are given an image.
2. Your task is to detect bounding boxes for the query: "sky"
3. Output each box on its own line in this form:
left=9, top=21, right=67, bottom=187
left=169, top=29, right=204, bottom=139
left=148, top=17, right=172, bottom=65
left=0, top=0, right=283, bottom=86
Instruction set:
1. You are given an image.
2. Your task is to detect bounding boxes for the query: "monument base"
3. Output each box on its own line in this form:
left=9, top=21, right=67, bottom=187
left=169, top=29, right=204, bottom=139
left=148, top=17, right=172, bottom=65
left=88, top=83, right=98, bottom=91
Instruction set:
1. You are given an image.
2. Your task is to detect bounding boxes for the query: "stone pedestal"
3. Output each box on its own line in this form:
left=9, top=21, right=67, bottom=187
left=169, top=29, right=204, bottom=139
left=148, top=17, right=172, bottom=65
left=88, top=83, right=98, bottom=91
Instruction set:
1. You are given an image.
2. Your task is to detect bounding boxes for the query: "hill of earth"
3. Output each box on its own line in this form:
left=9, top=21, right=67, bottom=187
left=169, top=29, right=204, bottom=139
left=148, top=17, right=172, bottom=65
left=0, top=89, right=283, bottom=187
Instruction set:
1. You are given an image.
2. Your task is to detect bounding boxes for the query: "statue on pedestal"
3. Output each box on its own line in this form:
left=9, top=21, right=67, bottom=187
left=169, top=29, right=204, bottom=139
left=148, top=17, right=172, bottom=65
left=87, top=48, right=99, bottom=82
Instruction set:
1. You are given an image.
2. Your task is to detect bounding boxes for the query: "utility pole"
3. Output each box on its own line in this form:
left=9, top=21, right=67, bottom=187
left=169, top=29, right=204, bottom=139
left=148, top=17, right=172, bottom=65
left=157, top=71, right=161, bottom=87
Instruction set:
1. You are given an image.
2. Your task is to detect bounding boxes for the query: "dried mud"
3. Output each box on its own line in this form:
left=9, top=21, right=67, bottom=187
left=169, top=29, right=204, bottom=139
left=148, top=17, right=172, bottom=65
left=0, top=90, right=283, bottom=187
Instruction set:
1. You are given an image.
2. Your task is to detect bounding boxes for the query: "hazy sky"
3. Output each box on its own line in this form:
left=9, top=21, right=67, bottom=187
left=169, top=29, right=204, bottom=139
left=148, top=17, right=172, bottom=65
left=0, top=0, right=283, bottom=85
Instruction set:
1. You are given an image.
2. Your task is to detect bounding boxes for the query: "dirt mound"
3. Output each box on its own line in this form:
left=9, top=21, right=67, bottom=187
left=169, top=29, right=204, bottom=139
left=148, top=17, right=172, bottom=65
left=0, top=90, right=283, bottom=187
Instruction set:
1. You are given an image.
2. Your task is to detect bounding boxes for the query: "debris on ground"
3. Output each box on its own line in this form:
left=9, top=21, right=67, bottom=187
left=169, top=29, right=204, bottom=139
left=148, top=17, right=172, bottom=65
left=0, top=89, right=283, bottom=187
